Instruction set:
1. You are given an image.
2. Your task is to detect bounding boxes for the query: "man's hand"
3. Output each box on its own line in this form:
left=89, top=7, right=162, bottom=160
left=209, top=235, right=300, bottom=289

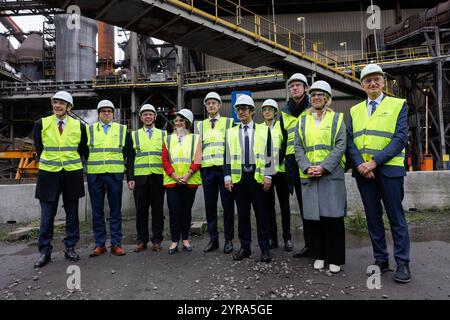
left=364, top=171, right=375, bottom=179
left=127, top=180, right=135, bottom=190
left=358, top=160, right=377, bottom=176
left=225, top=180, right=233, bottom=192
left=262, top=177, right=272, bottom=192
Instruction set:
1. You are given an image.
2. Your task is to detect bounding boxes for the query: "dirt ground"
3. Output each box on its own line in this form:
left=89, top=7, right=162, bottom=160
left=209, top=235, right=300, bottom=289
left=0, top=211, right=449, bottom=301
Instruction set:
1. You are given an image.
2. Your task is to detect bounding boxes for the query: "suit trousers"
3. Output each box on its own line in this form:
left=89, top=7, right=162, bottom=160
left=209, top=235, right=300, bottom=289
left=201, top=166, right=234, bottom=243
left=87, top=173, right=123, bottom=247
left=266, top=172, right=291, bottom=242
left=133, top=174, right=165, bottom=244
left=233, top=172, right=270, bottom=253
left=38, top=198, right=80, bottom=254
left=355, top=173, right=410, bottom=264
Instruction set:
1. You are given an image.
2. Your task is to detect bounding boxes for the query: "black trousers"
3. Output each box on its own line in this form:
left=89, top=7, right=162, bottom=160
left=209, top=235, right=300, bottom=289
left=233, top=172, right=270, bottom=253
left=166, top=185, right=197, bottom=242
left=266, top=172, right=291, bottom=242
left=292, top=160, right=313, bottom=249
left=133, top=174, right=165, bottom=244
left=309, top=216, right=346, bottom=265
left=201, top=166, right=235, bottom=242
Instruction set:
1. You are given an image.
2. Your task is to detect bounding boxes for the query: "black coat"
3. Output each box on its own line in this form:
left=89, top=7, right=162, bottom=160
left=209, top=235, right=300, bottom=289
left=33, top=117, right=88, bottom=202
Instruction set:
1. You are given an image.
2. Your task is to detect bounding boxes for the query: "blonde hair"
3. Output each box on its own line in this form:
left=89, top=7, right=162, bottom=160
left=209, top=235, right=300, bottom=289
left=308, top=94, right=333, bottom=114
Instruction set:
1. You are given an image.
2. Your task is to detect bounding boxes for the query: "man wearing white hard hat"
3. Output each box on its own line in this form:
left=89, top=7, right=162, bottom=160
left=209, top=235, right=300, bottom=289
left=198, top=92, right=235, bottom=254
left=33, top=91, right=88, bottom=268
left=126, top=104, right=166, bottom=253
left=347, top=64, right=411, bottom=283
left=162, top=108, right=202, bottom=254
left=259, top=99, right=293, bottom=252
left=86, top=100, right=131, bottom=257
left=224, top=94, right=272, bottom=263
left=282, top=73, right=313, bottom=259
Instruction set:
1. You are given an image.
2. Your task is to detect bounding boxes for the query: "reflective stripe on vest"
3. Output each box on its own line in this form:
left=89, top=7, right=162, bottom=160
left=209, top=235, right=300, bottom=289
left=38, top=115, right=82, bottom=172
left=282, top=110, right=306, bottom=155
left=163, top=133, right=202, bottom=186
left=298, top=111, right=345, bottom=179
left=86, top=122, right=126, bottom=174
left=132, top=128, right=165, bottom=176
left=227, top=124, right=268, bottom=184
left=198, top=117, right=233, bottom=168
left=350, top=96, right=405, bottom=166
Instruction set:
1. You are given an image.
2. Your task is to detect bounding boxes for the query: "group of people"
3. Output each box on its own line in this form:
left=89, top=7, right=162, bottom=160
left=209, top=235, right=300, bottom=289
left=32, top=63, right=411, bottom=284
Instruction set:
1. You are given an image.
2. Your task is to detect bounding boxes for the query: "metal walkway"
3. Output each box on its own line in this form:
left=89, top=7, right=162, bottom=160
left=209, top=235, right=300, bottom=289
left=42, top=0, right=365, bottom=96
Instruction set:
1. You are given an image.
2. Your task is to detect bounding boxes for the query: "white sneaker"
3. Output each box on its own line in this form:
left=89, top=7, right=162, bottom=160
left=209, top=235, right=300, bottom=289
left=329, top=264, right=341, bottom=273
left=313, top=259, right=325, bottom=270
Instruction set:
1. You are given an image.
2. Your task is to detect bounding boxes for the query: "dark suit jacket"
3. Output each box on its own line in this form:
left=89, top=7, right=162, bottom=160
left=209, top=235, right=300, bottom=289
left=347, top=96, right=408, bottom=178
left=33, top=117, right=88, bottom=201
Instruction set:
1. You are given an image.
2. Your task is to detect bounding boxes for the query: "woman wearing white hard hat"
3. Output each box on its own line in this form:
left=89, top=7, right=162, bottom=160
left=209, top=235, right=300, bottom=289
left=260, top=99, right=293, bottom=252
left=294, top=80, right=347, bottom=273
left=162, top=108, right=202, bottom=254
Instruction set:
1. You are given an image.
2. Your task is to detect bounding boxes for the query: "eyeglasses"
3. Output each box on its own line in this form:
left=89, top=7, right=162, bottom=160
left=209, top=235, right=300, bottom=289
left=100, top=110, right=113, bottom=114
left=236, top=106, right=251, bottom=111
left=310, top=92, right=326, bottom=98
left=289, top=83, right=304, bottom=89
left=362, top=76, right=383, bottom=85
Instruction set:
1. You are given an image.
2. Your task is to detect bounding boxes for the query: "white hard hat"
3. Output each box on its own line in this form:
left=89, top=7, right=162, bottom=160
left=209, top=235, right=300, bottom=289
left=51, top=91, right=73, bottom=106
left=360, top=64, right=384, bottom=82
left=139, top=104, right=156, bottom=115
left=234, top=94, right=255, bottom=108
left=177, top=108, right=194, bottom=124
left=309, top=80, right=332, bottom=98
left=261, top=99, right=279, bottom=112
left=204, top=92, right=222, bottom=105
left=287, top=73, right=308, bottom=87
left=97, top=99, right=115, bottom=111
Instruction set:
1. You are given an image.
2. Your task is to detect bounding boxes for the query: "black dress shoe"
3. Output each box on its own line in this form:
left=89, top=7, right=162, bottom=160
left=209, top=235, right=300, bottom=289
left=393, top=263, right=411, bottom=283
left=292, top=246, right=310, bottom=258
left=34, top=254, right=51, bottom=268
left=204, top=240, right=219, bottom=253
left=367, top=259, right=390, bottom=276
left=284, top=240, right=294, bottom=252
left=269, top=240, right=278, bottom=249
left=232, top=248, right=251, bottom=261
left=223, top=241, right=233, bottom=254
left=64, top=247, right=80, bottom=262
left=260, top=251, right=272, bottom=263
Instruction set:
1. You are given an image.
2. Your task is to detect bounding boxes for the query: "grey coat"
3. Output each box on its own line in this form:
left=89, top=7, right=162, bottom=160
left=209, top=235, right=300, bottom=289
left=294, top=112, right=347, bottom=221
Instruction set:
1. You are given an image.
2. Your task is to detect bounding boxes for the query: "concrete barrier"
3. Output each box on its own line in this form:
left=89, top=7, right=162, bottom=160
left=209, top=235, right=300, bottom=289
left=1, top=171, right=449, bottom=223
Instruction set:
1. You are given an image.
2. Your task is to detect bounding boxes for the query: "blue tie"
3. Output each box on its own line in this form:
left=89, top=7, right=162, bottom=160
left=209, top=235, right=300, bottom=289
left=103, top=124, right=110, bottom=134
left=147, top=129, right=152, bottom=139
left=370, top=101, right=378, bottom=115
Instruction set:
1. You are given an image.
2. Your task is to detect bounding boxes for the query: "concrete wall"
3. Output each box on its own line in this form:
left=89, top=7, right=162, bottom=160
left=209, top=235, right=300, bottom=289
left=1, top=171, right=450, bottom=223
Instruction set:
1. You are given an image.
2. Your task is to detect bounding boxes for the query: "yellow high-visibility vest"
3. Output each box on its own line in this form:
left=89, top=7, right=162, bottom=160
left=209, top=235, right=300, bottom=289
left=198, top=117, right=233, bottom=168
left=86, top=122, right=126, bottom=174
left=297, top=111, right=345, bottom=179
left=350, top=96, right=405, bottom=167
left=227, top=124, right=268, bottom=184
left=163, top=133, right=202, bottom=186
left=132, top=127, right=165, bottom=176
left=39, top=115, right=82, bottom=172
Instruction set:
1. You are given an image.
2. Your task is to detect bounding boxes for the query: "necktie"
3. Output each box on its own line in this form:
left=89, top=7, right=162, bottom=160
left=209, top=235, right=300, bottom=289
left=147, top=128, right=153, bottom=139
left=58, top=120, right=64, bottom=135
left=210, top=118, right=217, bottom=129
left=103, top=124, right=110, bottom=134
left=244, top=125, right=250, bottom=169
left=370, top=101, right=378, bottom=115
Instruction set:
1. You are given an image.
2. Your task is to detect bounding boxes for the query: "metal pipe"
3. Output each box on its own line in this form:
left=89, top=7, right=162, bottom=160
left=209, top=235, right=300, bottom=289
left=435, top=27, right=447, bottom=163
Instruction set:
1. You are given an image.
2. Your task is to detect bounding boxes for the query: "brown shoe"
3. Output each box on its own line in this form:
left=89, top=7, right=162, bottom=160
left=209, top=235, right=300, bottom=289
left=151, top=243, right=161, bottom=252
left=134, top=243, right=147, bottom=252
left=111, top=245, right=126, bottom=256
left=89, top=246, right=107, bottom=257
